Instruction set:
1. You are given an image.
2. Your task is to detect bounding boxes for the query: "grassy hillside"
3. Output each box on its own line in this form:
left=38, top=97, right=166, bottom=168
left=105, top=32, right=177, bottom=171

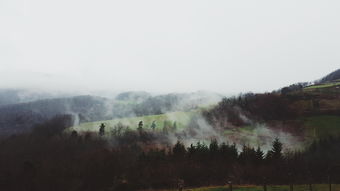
left=304, top=82, right=340, bottom=90
left=303, top=115, right=340, bottom=139
left=71, top=111, right=195, bottom=132
left=70, top=80, right=340, bottom=150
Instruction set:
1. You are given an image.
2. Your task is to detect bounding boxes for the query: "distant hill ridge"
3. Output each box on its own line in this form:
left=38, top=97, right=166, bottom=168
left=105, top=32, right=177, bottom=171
left=0, top=91, right=223, bottom=134
left=319, top=69, right=340, bottom=83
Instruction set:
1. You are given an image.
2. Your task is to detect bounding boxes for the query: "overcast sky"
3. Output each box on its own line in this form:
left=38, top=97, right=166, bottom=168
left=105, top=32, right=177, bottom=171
left=1, top=0, right=339, bottom=94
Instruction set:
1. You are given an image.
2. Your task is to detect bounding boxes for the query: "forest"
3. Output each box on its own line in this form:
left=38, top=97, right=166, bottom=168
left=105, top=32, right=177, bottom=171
left=0, top=115, right=339, bottom=191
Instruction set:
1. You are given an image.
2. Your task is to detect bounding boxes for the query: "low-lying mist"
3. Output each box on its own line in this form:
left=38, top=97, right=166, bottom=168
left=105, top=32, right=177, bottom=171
left=0, top=88, right=305, bottom=152
left=71, top=112, right=303, bottom=153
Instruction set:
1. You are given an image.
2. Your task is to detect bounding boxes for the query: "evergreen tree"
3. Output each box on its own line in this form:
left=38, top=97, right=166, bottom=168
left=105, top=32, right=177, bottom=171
left=138, top=121, right=143, bottom=131
left=267, top=138, right=283, bottom=161
left=196, top=142, right=209, bottom=156
left=219, top=143, right=238, bottom=161
left=209, top=139, right=219, bottom=154
left=230, top=143, right=238, bottom=160
left=162, top=120, right=168, bottom=134
left=172, top=121, right=177, bottom=132
left=187, top=143, right=196, bottom=156
left=70, top=130, right=78, bottom=139
left=255, top=146, right=264, bottom=162
left=173, top=141, right=186, bottom=157
left=99, top=123, right=105, bottom=136
left=151, top=121, right=156, bottom=131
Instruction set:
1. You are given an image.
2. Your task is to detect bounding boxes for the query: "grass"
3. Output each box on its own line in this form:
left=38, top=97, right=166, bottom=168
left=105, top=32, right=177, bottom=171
left=303, top=115, right=340, bottom=139
left=304, top=82, right=340, bottom=90
left=71, top=111, right=195, bottom=132
left=148, top=184, right=340, bottom=191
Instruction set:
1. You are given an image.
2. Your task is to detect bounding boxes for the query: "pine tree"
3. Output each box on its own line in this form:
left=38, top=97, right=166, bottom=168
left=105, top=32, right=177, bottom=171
left=209, top=139, right=219, bottom=154
left=70, top=130, right=78, bottom=139
left=266, top=138, right=283, bottom=161
left=173, top=141, right=186, bottom=157
left=99, top=123, right=105, bottom=136
left=137, top=121, right=143, bottom=131
left=151, top=121, right=156, bottom=131
left=172, top=121, right=177, bottom=132
left=162, top=120, right=168, bottom=134
left=255, top=146, right=264, bottom=161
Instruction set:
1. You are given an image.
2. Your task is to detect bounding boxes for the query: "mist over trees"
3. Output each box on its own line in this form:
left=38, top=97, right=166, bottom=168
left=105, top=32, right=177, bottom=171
left=0, top=91, right=222, bottom=135
left=0, top=89, right=61, bottom=106
left=0, top=115, right=339, bottom=191
left=203, top=85, right=340, bottom=132
left=0, top=70, right=340, bottom=190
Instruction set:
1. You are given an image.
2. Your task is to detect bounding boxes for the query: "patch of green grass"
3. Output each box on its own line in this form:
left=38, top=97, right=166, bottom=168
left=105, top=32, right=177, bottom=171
left=71, top=111, right=195, bottom=132
left=303, top=115, right=340, bottom=139
left=304, top=82, right=340, bottom=90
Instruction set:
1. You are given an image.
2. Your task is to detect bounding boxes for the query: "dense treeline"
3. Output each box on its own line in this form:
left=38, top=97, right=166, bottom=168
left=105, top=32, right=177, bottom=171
left=203, top=88, right=340, bottom=129
left=203, top=93, right=297, bottom=128
left=0, top=116, right=340, bottom=191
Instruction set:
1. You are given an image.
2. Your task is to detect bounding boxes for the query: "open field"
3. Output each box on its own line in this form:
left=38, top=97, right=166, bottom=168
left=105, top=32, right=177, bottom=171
left=304, top=82, right=340, bottom=90
left=71, top=111, right=195, bottom=132
left=145, top=184, right=340, bottom=191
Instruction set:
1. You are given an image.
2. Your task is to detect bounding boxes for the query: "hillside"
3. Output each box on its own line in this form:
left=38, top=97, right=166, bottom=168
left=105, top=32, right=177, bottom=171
left=319, top=68, right=340, bottom=83
left=0, top=91, right=222, bottom=134
left=3, top=70, right=340, bottom=190
left=0, top=95, right=112, bottom=134
left=0, top=89, right=61, bottom=106
left=71, top=111, right=195, bottom=132
left=115, top=91, right=151, bottom=103
left=70, top=70, right=340, bottom=149
left=203, top=79, right=340, bottom=147
left=303, top=68, right=340, bottom=91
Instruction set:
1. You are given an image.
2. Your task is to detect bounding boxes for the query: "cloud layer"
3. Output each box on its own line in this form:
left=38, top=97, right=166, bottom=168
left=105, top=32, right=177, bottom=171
left=1, top=0, right=340, bottom=93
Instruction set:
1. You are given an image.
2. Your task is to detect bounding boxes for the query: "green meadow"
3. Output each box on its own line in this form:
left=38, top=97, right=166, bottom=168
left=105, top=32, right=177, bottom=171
left=304, top=82, right=340, bottom=90
left=71, top=111, right=195, bottom=132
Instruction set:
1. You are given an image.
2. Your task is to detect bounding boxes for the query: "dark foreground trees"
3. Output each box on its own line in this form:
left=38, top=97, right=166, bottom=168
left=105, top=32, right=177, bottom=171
left=0, top=116, right=339, bottom=191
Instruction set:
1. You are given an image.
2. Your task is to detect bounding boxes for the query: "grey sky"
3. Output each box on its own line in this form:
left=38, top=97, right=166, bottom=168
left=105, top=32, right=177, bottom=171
left=1, top=0, right=339, bottom=94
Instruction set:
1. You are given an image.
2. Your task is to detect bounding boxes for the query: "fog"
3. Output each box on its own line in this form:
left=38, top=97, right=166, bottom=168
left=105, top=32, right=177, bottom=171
left=1, top=0, right=340, bottom=94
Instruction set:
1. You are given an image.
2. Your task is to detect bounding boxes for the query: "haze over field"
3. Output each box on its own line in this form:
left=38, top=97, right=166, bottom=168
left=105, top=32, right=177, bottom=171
left=1, top=0, right=340, bottom=93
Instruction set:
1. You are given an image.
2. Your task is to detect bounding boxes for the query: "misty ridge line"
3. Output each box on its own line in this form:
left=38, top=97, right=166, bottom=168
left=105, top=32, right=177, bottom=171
left=0, top=88, right=295, bottom=152
left=0, top=90, right=223, bottom=132
left=70, top=105, right=301, bottom=153
left=0, top=84, right=309, bottom=151
left=1, top=68, right=339, bottom=150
